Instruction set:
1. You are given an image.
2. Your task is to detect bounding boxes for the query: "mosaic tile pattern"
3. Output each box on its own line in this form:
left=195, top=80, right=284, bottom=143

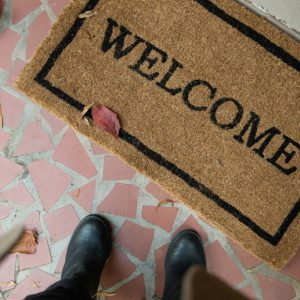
left=0, top=1, right=299, bottom=299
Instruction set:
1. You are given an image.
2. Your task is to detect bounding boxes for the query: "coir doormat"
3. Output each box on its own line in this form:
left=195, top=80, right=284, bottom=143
left=17, top=0, right=300, bottom=268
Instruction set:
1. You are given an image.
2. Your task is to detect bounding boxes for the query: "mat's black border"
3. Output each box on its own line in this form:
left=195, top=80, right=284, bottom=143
left=34, top=0, right=300, bottom=245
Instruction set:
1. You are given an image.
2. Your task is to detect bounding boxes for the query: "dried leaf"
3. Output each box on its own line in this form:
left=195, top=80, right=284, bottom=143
left=156, top=199, right=174, bottom=209
left=0, top=225, right=24, bottom=259
left=81, top=102, right=94, bottom=119
left=79, top=10, right=97, bottom=19
left=31, top=281, right=40, bottom=288
left=9, top=229, right=38, bottom=254
left=96, top=291, right=117, bottom=297
left=83, top=117, right=92, bottom=126
left=0, top=281, right=16, bottom=288
left=74, top=189, right=81, bottom=198
left=0, top=103, right=3, bottom=129
left=92, top=105, right=121, bottom=138
left=7, top=281, right=17, bottom=288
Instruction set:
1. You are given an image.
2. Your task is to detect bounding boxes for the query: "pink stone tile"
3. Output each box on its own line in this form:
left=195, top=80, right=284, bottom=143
left=101, top=248, right=136, bottom=288
left=22, top=210, right=42, bottom=233
left=256, top=274, right=295, bottom=300
left=155, top=243, right=168, bottom=298
left=26, top=12, right=52, bottom=60
left=91, top=142, right=108, bottom=155
left=28, top=160, right=72, bottom=211
left=12, top=0, right=41, bottom=24
left=40, top=109, right=66, bottom=134
left=44, top=205, right=79, bottom=242
left=7, top=270, right=57, bottom=300
left=55, top=245, right=67, bottom=273
left=48, top=0, right=70, bottom=15
left=0, top=130, right=10, bottom=150
left=53, top=129, right=97, bottom=178
left=145, top=182, right=174, bottom=201
left=115, top=220, right=154, bottom=261
left=239, top=285, right=256, bottom=299
left=98, top=183, right=139, bottom=218
left=19, top=238, right=52, bottom=270
left=103, top=156, right=136, bottom=181
left=229, top=239, right=261, bottom=269
left=206, top=241, right=244, bottom=287
left=0, top=28, right=20, bottom=70
left=14, top=122, right=53, bottom=156
left=282, top=246, right=300, bottom=281
left=0, top=203, right=13, bottom=220
left=70, top=180, right=95, bottom=212
left=0, top=254, right=16, bottom=292
left=0, top=90, right=25, bottom=129
left=142, top=205, right=178, bottom=232
left=175, top=215, right=208, bottom=242
left=0, top=157, right=23, bottom=189
left=111, top=275, right=145, bottom=300
left=7, top=59, right=26, bottom=86
left=0, top=182, right=34, bottom=206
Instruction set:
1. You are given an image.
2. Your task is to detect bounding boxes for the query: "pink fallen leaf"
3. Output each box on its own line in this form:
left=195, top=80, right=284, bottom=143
left=9, top=229, right=38, bottom=254
left=92, top=105, right=121, bottom=138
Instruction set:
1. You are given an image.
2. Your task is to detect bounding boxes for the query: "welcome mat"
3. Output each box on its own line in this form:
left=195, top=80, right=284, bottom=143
left=16, top=0, right=300, bottom=268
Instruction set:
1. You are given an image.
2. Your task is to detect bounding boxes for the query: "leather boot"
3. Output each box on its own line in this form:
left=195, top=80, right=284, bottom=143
left=162, top=229, right=206, bottom=300
left=61, top=214, right=112, bottom=299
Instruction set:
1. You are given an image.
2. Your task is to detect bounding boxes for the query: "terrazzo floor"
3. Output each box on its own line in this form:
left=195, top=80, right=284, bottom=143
left=0, top=1, right=299, bottom=299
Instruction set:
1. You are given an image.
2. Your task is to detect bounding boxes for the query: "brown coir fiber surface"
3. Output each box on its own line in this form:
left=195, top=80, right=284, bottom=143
left=16, top=0, right=300, bottom=268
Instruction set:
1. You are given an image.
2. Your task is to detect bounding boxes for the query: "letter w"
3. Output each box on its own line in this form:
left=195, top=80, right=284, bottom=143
left=233, top=112, right=281, bottom=158
left=101, top=18, right=143, bottom=59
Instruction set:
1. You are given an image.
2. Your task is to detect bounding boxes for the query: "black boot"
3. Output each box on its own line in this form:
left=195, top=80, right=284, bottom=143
left=162, top=229, right=206, bottom=300
left=61, top=214, right=112, bottom=299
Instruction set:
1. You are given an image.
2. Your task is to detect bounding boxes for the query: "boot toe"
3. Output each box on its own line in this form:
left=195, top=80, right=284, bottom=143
left=166, top=229, right=206, bottom=269
left=162, top=229, right=206, bottom=300
left=66, top=214, right=111, bottom=256
left=61, top=214, right=112, bottom=297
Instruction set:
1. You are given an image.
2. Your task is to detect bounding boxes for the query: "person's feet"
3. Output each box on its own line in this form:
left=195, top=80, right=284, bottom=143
left=162, top=229, right=206, bottom=300
left=61, top=214, right=112, bottom=298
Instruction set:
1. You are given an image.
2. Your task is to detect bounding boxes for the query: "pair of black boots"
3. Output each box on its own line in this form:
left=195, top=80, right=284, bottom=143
left=61, top=214, right=206, bottom=299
